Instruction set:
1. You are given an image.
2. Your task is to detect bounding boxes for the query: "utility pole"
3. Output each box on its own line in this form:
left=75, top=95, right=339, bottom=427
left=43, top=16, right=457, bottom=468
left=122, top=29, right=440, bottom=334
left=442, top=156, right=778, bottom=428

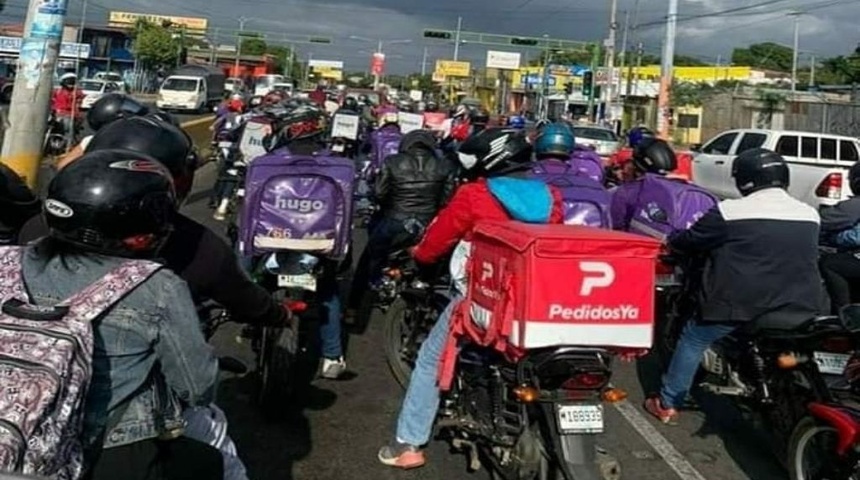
left=1, top=0, right=69, bottom=187
left=453, top=16, right=462, bottom=61
left=605, top=0, right=618, bottom=123
left=421, top=46, right=428, bottom=76
left=71, top=0, right=89, bottom=141
left=809, top=54, right=816, bottom=88
left=617, top=9, right=630, bottom=127
left=234, top=17, right=248, bottom=78
left=657, top=0, right=678, bottom=139
left=790, top=11, right=802, bottom=93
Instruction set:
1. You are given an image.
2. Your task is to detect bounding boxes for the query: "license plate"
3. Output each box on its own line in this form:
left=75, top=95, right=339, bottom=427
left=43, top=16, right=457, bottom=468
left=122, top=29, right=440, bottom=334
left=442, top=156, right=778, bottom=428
left=814, top=352, right=851, bottom=375
left=278, top=274, right=317, bottom=292
left=656, top=273, right=680, bottom=287
left=218, top=141, right=233, bottom=148
left=332, top=144, right=345, bottom=152
left=236, top=188, right=245, bottom=198
left=556, top=404, right=604, bottom=434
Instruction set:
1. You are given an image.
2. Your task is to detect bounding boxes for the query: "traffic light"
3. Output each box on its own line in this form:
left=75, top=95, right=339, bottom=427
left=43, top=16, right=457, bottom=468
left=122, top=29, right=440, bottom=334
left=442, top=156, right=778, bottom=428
left=564, top=82, right=573, bottom=95
left=424, top=30, right=453, bottom=39
left=309, top=37, right=332, bottom=44
left=582, top=71, right=593, bottom=97
left=510, top=37, right=539, bottom=46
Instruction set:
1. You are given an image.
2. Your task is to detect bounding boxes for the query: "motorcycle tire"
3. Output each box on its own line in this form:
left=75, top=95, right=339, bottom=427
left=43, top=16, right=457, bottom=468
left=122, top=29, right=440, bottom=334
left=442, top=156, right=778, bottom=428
left=786, top=416, right=854, bottom=480
left=383, top=297, right=414, bottom=389
left=257, top=324, right=298, bottom=419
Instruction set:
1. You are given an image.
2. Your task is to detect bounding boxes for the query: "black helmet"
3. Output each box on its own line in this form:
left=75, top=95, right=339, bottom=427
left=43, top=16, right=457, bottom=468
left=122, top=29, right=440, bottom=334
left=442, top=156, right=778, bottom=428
left=456, top=127, right=533, bottom=178
left=0, top=163, right=40, bottom=241
left=147, top=109, right=182, bottom=128
left=342, top=97, right=359, bottom=112
left=44, top=149, right=177, bottom=257
left=86, top=116, right=195, bottom=201
left=281, top=106, right=326, bottom=142
left=732, top=148, right=789, bottom=196
left=632, top=137, right=677, bottom=175
left=86, top=93, right=149, bottom=131
left=399, top=130, right=437, bottom=154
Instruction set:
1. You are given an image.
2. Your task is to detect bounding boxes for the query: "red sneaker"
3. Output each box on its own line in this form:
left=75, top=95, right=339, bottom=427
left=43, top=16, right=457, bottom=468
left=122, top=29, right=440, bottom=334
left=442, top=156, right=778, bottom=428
left=644, top=397, right=679, bottom=425
left=378, top=441, right=426, bottom=469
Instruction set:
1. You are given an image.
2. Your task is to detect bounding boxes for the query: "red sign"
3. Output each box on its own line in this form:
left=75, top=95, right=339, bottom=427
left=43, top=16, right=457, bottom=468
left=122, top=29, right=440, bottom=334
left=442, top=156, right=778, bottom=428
left=370, top=52, right=385, bottom=76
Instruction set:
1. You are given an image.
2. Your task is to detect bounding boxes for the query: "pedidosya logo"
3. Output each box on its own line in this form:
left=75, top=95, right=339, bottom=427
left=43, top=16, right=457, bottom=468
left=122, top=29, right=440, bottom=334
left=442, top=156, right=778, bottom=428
left=44, top=199, right=74, bottom=218
left=549, top=261, right=640, bottom=321
left=275, top=196, right=326, bottom=213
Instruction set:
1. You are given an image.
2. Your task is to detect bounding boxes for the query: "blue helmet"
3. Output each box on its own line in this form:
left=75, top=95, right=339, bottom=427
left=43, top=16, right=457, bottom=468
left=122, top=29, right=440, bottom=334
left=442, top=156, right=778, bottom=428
left=534, top=123, right=575, bottom=158
left=627, top=126, right=654, bottom=148
left=507, top=115, right=526, bottom=129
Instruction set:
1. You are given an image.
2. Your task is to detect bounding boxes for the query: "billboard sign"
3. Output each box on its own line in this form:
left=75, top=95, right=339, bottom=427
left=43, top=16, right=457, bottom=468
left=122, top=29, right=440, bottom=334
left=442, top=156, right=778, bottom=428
left=108, top=11, right=208, bottom=30
left=309, top=59, right=344, bottom=70
left=486, top=50, right=521, bottom=70
left=0, top=35, right=89, bottom=58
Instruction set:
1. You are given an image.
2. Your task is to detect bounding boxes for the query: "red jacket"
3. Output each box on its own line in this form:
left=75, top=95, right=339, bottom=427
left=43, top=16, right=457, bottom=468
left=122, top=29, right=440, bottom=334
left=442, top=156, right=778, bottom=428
left=413, top=179, right=564, bottom=265
left=51, top=88, right=83, bottom=116
left=609, top=147, right=634, bottom=167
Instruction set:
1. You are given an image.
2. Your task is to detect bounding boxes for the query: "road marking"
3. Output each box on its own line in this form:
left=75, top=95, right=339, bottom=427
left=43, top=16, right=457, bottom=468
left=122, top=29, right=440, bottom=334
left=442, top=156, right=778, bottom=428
left=611, top=398, right=708, bottom=480
left=180, top=116, right=215, bottom=128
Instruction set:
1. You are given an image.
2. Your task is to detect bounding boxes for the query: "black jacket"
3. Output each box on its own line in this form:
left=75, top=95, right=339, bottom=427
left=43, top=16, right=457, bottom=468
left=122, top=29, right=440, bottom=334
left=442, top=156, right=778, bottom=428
left=375, top=140, right=455, bottom=221
left=19, top=213, right=287, bottom=326
left=668, top=188, right=821, bottom=327
left=820, top=196, right=860, bottom=234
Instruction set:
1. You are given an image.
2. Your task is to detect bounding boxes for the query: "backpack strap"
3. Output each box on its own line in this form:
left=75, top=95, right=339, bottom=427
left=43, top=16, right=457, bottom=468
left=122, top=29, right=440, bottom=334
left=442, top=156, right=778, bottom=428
left=59, top=260, right=164, bottom=324
left=0, top=246, right=28, bottom=303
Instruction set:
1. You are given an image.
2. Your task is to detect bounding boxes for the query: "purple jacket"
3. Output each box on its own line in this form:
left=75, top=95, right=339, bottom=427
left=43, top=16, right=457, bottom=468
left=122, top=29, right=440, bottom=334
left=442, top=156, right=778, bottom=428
left=610, top=177, right=647, bottom=231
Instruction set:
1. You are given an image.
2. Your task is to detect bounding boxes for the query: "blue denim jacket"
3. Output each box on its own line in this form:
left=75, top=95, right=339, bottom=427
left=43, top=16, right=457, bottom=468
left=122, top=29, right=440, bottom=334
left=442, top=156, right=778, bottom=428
left=22, top=242, right=218, bottom=448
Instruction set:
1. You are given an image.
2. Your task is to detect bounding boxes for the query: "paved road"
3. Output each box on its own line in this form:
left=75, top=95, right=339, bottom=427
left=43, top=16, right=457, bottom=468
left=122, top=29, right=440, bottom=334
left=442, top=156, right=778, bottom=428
left=179, top=149, right=790, bottom=480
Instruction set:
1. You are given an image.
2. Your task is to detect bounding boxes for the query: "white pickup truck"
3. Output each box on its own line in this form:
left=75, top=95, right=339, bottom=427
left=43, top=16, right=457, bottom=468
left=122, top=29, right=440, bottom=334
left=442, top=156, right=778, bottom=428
left=692, top=129, right=860, bottom=209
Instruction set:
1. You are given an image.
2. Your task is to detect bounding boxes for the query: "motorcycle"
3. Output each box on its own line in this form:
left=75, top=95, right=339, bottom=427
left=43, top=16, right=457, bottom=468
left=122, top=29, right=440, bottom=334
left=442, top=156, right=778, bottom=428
left=657, top=255, right=859, bottom=475
left=382, top=258, right=624, bottom=479
left=381, top=249, right=450, bottom=388
left=43, top=112, right=78, bottom=157
left=437, top=342, right=624, bottom=479
left=784, top=304, right=860, bottom=480
left=243, top=252, right=320, bottom=415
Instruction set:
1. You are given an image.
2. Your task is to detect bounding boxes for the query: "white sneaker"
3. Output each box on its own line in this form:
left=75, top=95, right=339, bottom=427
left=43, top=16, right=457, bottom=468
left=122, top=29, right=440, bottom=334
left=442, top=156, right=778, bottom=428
left=321, top=357, right=347, bottom=379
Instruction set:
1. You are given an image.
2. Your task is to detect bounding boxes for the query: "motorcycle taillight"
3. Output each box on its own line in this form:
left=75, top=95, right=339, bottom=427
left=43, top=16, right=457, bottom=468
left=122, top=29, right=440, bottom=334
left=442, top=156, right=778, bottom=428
left=561, top=372, right=610, bottom=391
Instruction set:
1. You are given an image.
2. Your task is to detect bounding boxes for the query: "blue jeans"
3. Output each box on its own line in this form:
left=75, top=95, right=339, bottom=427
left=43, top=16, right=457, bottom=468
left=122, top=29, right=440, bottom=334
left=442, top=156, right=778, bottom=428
left=317, top=261, right=343, bottom=359
left=660, top=320, right=737, bottom=409
left=395, top=297, right=458, bottom=446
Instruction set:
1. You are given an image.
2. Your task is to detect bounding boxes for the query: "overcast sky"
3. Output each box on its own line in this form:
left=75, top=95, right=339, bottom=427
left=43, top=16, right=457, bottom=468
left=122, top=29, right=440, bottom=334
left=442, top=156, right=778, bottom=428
left=1, top=0, right=858, bottom=73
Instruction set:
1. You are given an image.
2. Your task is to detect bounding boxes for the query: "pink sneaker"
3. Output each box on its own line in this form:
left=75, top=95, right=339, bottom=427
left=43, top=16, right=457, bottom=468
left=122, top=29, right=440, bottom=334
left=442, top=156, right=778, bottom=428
left=644, top=397, right=679, bottom=425
left=378, top=441, right=426, bottom=469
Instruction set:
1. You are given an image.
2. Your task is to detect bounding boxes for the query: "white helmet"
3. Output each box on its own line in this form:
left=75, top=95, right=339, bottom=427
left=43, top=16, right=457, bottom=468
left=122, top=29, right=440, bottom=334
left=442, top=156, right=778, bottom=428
left=60, top=72, right=77, bottom=83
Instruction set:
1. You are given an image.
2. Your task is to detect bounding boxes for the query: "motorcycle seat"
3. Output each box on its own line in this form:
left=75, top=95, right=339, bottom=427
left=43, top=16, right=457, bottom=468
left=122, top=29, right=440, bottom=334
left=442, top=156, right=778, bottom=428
left=738, top=315, right=842, bottom=340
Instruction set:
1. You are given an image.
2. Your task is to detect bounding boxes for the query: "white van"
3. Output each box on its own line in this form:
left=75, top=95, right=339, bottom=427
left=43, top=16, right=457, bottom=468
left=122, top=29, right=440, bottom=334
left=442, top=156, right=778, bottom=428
left=254, top=74, right=286, bottom=96
left=693, top=129, right=860, bottom=209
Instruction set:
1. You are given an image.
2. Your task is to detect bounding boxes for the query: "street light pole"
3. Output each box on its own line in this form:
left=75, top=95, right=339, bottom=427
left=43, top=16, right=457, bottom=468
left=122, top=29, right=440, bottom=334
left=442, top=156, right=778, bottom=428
left=453, top=16, right=463, bottom=61
left=421, top=46, right=428, bottom=76
left=790, top=11, right=802, bottom=93
left=605, top=0, right=618, bottom=122
left=657, top=0, right=678, bottom=139
left=234, top=17, right=247, bottom=78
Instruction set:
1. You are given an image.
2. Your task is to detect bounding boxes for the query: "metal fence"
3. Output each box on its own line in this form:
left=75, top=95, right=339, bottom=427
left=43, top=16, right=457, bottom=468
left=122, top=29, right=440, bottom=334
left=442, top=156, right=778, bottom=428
left=698, top=90, right=860, bottom=143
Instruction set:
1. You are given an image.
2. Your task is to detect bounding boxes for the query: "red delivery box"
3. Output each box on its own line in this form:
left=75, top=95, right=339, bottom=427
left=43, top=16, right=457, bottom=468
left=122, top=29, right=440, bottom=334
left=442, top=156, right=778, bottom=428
left=466, top=221, right=662, bottom=350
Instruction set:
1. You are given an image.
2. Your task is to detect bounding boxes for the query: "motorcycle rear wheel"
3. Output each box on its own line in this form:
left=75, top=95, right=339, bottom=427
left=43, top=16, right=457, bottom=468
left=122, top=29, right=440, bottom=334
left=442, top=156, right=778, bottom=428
left=788, top=416, right=858, bottom=480
left=258, top=325, right=298, bottom=418
left=383, top=298, right=416, bottom=389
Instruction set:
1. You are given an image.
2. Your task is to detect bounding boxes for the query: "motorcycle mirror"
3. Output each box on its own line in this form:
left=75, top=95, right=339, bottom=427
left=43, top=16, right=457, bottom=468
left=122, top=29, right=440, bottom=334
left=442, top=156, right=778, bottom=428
left=839, top=305, right=860, bottom=332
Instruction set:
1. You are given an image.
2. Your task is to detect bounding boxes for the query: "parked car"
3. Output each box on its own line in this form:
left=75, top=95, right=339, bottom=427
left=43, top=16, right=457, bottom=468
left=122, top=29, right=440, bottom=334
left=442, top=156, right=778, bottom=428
left=692, top=128, right=860, bottom=208
left=93, top=72, right=127, bottom=93
left=79, top=79, right=121, bottom=109
left=573, top=125, right=621, bottom=157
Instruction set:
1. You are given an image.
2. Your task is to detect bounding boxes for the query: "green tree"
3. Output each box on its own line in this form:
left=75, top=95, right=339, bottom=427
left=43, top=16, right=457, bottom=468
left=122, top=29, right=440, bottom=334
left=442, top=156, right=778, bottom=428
left=671, top=81, right=714, bottom=107
left=131, top=20, right=180, bottom=67
left=731, top=42, right=794, bottom=71
left=266, top=45, right=302, bottom=77
left=240, top=36, right=267, bottom=56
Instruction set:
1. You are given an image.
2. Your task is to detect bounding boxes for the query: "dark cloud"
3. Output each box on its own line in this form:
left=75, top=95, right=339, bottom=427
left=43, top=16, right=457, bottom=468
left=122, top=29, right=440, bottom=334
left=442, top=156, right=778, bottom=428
left=15, top=0, right=856, bottom=73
